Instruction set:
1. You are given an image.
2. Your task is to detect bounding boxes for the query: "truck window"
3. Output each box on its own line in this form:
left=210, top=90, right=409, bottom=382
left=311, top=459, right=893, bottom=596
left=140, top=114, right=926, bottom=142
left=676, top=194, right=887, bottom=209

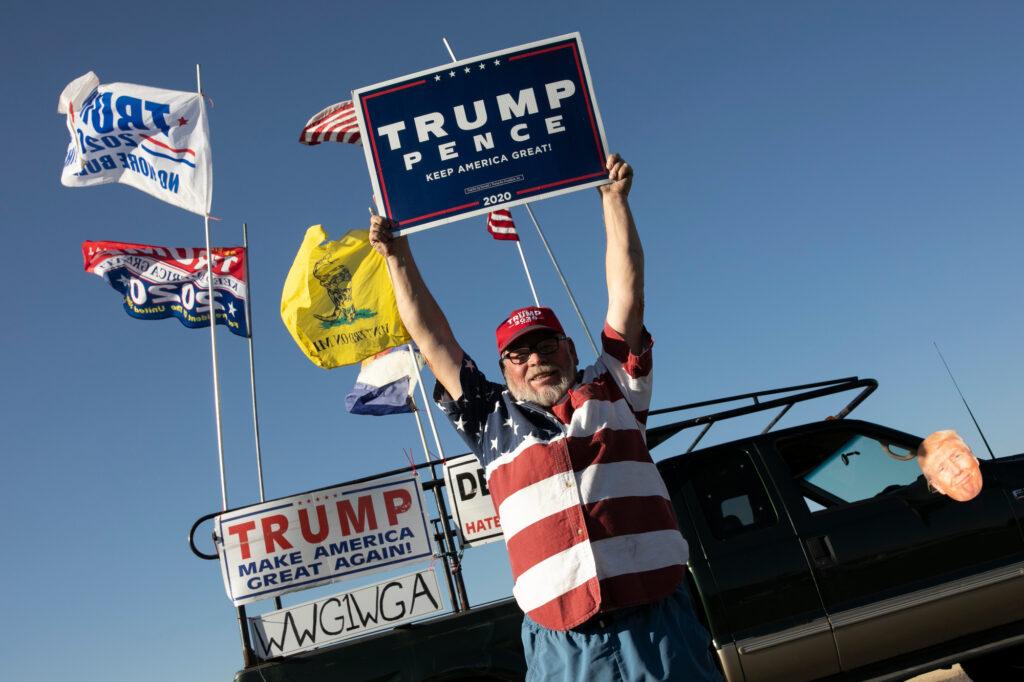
left=690, top=447, right=777, bottom=540
left=777, top=429, right=920, bottom=513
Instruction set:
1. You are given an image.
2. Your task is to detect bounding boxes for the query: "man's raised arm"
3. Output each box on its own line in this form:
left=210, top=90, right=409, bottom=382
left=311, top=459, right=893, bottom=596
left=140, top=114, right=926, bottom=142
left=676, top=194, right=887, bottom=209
left=599, top=153, right=644, bottom=352
left=369, top=216, right=465, bottom=400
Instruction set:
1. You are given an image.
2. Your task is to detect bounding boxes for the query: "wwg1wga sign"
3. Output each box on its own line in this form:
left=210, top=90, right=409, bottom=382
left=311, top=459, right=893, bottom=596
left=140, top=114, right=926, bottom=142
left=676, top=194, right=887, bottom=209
left=248, top=569, right=444, bottom=659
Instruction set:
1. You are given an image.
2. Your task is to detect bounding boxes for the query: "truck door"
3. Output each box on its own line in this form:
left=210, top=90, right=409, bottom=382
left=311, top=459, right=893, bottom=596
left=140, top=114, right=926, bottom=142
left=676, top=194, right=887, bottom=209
left=663, top=444, right=840, bottom=682
left=761, top=421, right=1024, bottom=673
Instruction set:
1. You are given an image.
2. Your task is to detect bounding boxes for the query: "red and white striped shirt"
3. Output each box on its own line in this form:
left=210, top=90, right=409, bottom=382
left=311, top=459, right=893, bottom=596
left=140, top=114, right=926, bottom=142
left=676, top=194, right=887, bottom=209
left=435, top=324, right=687, bottom=630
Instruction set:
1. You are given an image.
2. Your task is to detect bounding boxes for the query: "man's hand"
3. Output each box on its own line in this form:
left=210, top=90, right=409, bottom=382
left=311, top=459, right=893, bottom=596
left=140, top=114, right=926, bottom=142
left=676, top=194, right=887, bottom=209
left=598, top=153, right=633, bottom=198
left=369, top=215, right=407, bottom=259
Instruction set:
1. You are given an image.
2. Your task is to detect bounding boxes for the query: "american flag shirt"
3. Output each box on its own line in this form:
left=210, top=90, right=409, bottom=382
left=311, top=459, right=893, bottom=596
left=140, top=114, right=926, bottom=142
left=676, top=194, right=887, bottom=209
left=434, top=324, right=688, bottom=631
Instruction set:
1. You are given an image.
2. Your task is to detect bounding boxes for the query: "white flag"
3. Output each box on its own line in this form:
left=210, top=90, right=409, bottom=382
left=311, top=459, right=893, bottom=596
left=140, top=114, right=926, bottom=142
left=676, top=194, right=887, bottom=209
left=58, top=71, right=212, bottom=216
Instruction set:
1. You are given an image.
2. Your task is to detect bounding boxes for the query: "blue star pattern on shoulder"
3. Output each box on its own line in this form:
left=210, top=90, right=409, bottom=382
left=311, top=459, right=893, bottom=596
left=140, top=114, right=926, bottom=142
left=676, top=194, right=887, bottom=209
left=433, top=354, right=564, bottom=469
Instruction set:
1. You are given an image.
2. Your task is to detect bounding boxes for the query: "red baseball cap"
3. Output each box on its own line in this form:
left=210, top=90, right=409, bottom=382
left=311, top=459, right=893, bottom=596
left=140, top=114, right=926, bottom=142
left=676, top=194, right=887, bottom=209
left=496, top=306, right=565, bottom=353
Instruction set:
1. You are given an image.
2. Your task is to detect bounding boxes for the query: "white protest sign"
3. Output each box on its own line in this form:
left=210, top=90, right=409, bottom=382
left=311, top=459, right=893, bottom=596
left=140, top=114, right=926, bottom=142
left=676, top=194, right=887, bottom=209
left=444, top=454, right=503, bottom=547
left=248, top=569, right=444, bottom=659
left=216, top=473, right=433, bottom=606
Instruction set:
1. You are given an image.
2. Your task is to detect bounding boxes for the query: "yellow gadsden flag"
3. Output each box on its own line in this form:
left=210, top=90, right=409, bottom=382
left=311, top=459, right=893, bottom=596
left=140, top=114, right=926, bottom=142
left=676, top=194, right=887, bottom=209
left=281, top=225, right=410, bottom=368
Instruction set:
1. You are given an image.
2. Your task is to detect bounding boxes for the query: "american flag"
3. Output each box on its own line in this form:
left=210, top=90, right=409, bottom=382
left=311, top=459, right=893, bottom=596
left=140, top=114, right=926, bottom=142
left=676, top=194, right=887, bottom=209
left=299, top=100, right=361, bottom=145
left=437, top=340, right=688, bottom=631
left=486, top=209, right=519, bottom=241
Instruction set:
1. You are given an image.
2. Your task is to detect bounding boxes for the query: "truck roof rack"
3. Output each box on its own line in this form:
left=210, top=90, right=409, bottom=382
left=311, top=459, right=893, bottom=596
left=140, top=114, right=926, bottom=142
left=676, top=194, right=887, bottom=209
left=646, top=376, right=877, bottom=452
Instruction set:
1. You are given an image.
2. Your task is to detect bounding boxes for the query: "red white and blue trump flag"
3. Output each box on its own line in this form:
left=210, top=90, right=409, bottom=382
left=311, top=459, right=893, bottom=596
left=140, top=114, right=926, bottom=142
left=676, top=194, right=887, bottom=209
left=83, top=241, right=249, bottom=337
left=58, top=72, right=213, bottom=216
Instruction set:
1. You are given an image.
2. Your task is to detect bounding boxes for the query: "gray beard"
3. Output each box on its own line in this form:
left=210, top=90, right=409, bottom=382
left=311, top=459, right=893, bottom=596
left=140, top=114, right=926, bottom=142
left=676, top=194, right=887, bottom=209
left=507, top=367, right=573, bottom=407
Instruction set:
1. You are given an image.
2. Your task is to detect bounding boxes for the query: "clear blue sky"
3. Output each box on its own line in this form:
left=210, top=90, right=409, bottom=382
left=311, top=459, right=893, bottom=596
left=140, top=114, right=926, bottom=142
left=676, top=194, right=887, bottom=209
left=3, top=2, right=1023, bottom=680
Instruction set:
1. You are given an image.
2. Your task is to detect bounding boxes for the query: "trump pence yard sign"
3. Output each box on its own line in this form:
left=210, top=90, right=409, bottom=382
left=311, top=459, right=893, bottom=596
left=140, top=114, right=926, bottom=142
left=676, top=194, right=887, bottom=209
left=353, top=32, right=609, bottom=235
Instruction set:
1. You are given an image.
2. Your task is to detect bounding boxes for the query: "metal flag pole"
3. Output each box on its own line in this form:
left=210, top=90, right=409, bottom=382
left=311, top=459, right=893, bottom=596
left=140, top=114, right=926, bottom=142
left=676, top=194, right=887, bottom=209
left=406, top=349, right=470, bottom=611
left=514, top=225, right=541, bottom=307
left=409, top=388, right=434, bottom=464
left=524, top=204, right=599, bottom=356
left=197, top=63, right=256, bottom=668
left=408, top=347, right=449, bottom=469
left=441, top=38, right=599, bottom=357
left=400, top=345, right=439, bottom=467
left=407, top=385, right=462, bottom=611
left=242, top=223, right=267, bottom=502
left=241, top=224, right=281, bottom=612
left=196, top=63, right=229, bottom=511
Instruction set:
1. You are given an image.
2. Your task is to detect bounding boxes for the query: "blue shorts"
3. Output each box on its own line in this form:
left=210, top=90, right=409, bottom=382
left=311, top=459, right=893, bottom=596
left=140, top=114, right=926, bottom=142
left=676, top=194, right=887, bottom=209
left=521, top=586, right=723, bottom=681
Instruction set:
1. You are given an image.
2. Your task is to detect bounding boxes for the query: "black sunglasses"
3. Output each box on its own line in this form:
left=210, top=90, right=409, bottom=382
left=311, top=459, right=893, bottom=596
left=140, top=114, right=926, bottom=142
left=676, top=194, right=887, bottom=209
left=501, top=335, right=566, bottom=365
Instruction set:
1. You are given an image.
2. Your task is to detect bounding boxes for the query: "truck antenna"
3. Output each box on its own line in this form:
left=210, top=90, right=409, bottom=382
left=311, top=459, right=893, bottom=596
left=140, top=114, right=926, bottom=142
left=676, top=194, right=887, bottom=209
left=933, top=342, right=996, bottom=460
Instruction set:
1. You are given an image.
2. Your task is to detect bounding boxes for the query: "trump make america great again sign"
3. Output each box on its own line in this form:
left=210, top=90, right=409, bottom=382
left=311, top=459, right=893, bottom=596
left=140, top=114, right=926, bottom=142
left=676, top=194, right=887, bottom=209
left=353, top=33, right=609, bottom=235
left=216, top=474, right=432, bottom=606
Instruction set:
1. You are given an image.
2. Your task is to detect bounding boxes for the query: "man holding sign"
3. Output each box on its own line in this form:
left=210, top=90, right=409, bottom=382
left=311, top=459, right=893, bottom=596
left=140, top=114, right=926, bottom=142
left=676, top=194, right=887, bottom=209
left=370, top=155, right=721, bottom=680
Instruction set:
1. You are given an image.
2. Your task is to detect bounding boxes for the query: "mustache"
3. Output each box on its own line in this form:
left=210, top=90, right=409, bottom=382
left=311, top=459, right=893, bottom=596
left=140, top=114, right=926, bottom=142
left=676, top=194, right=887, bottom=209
left=526, top=364, right=562, bottom=381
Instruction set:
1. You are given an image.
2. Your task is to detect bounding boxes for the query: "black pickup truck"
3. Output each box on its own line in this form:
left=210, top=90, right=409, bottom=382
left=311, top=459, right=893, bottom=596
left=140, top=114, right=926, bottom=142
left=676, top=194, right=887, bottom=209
left=228, top=377, right=1024, bottom=681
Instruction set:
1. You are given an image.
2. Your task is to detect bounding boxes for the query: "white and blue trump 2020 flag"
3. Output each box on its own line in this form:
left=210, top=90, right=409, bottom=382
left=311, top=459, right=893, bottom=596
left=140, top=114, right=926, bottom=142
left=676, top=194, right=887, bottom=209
left=346, top=346, right=424, bottom=416
left=58, top=71, right=212, bottom=216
